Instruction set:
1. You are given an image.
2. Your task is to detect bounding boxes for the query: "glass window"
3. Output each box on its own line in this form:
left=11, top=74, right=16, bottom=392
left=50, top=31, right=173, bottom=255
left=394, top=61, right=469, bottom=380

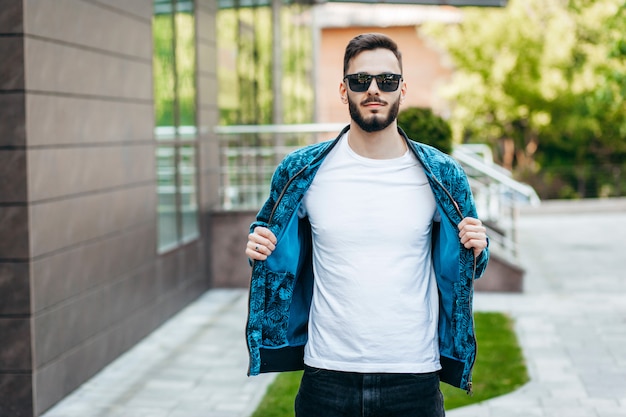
left=153, top=0, right=199, bottom=252
left=179, top=145, right=199, bottom=242
left=156, top=146, right=178, bottom=250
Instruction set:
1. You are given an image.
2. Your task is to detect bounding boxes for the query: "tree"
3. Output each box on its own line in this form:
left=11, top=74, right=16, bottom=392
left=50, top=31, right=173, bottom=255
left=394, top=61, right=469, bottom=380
left=422, top=0, right=626, bottom=198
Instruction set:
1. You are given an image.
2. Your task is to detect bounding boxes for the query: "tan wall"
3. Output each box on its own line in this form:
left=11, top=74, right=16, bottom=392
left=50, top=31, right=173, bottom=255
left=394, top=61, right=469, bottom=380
left=317, top=26, right=453, bottom=124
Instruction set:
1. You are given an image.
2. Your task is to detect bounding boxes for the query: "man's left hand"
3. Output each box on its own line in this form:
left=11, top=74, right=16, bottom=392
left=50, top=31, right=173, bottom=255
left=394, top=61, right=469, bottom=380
left=458, top=217, right=488, bottom=258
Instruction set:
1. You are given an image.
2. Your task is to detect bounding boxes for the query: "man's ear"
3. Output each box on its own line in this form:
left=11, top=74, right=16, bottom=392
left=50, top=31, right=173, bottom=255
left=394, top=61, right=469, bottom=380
left=339, top=81, right=348, bottom=103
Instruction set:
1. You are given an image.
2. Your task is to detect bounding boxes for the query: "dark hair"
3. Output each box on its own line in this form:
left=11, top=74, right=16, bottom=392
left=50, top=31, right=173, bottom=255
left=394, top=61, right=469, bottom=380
left=343, top=33, right=403, bottom=76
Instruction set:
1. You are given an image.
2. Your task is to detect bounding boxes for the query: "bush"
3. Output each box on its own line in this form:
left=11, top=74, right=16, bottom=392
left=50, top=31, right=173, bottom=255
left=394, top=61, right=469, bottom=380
left=397, top=107, right=453, bottom=154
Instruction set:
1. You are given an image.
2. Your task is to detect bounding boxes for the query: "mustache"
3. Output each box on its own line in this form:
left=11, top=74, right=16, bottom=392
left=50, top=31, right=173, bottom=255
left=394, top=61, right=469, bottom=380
left=361, top=97, right=387, bottom=106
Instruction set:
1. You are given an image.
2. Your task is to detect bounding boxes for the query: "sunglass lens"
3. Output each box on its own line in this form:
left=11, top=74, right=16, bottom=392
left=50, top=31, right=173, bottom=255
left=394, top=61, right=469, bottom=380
left=348, top=76, right=371, bottom=92
left=376, top=75, right=400, bottom=93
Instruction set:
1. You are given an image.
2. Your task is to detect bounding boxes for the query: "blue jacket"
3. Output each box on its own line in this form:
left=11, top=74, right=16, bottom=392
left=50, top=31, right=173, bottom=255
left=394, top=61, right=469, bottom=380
left=246, top=125, right=489, bottom=392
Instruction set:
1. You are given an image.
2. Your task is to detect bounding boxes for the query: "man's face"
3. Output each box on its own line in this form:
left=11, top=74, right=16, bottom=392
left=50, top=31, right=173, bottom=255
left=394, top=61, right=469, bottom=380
left=342, top=49, right=406, bottom=133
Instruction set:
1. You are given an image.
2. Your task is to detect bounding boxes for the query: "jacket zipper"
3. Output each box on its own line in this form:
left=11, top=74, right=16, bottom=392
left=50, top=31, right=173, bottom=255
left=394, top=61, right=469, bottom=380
left=267, top=164, right=310, bottom=226
left=406, top=138, right=479, bottom=394
left=246, top=167, right=310, bottom=375
left=246, top=133, right=343, bottom=376
left=246, top=164, right=309, bottom=376
left=467, top=255, right=478, bottom=396
left=403, top=137, right=468, bottom=214
left=429, top=166, right=479, bottom=395
left=267, top=131, right=344, bottom=226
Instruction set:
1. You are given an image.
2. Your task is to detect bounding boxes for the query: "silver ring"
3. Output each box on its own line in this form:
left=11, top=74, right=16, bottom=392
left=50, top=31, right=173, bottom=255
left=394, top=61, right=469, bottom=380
left=255, top=245, right=260, bottom=252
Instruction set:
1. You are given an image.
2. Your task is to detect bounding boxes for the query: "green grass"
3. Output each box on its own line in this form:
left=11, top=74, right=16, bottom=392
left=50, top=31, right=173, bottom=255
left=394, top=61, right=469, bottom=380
left=441, top=312, right=529, bottom=409
left=252, top=312, right=529, bottom=417
left=252, top=371, right=304, bottom=417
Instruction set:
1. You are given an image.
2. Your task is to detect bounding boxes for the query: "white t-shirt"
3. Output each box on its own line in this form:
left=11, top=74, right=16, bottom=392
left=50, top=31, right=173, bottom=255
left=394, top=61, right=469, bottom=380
left=301, top=134, right=441, bottom=373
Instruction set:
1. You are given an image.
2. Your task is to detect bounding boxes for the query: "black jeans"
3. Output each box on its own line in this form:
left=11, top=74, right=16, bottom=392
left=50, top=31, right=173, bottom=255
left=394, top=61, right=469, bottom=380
left=295, top=365, right=445, bottom=417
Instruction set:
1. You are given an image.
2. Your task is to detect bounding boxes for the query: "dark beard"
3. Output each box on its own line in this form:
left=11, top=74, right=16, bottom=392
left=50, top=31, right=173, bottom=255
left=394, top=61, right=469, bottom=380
left=348, top=96, right=401, bottom=133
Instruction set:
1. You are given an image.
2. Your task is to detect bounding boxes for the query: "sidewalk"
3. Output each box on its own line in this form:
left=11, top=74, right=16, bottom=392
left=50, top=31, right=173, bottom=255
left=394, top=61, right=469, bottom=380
left=41, top=289, right=275, bottom=417
left=42, top=199, right=626, bottom=417
left=449, top=200, right=626, bottom=417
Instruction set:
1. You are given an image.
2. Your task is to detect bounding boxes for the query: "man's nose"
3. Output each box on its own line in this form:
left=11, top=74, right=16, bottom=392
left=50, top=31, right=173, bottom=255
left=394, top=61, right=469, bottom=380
left=367, top=78, right=380, bottom=94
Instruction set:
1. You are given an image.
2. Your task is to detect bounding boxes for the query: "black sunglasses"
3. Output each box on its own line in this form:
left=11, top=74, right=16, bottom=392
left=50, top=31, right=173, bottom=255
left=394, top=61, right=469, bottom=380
left=343, top=73, right=403, bottom=93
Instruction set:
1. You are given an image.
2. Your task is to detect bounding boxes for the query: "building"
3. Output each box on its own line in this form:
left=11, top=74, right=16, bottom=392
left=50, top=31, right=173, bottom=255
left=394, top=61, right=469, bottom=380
left=314, top=3, right=462, bottom=124
left=1, top=2, right=219, bottom=415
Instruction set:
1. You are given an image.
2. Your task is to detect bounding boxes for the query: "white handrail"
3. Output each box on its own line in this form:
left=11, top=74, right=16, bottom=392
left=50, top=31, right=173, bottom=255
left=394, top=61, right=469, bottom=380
left=214, top=122, right=540, bottom=254
left=453, top=146, right=541, bottom=207
left=214, top=123, right=347, bottom=134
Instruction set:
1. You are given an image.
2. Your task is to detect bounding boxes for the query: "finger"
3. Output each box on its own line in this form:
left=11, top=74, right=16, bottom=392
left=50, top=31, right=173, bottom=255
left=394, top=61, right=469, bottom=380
left=245, top=246, right=267, bottom=261
left=247, top=239, right=276, bottom=262
left=461, top=227, right=486, bottom=238
left=458, top=217, right=477, bottom=229
left=458, top=219, right=485, bottom=238
left=247, top=240, right=267, bottom=255
left=254, top=227, right=277, bottom=245
left=462, top=236, right=487, bottom=248
left=461, top=230, right=487, bottom=245
left=248, top=233, right=276, bottom=252
left=459, top=230, right=485, bottom=245
left=246, top=241, right=270, bottom=260
left=462, top=237, right=488, bottom=259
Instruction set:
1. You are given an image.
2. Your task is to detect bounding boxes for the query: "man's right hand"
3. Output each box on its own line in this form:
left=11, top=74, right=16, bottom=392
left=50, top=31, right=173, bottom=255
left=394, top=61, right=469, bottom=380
left=245, top=226, right=277, bottom=261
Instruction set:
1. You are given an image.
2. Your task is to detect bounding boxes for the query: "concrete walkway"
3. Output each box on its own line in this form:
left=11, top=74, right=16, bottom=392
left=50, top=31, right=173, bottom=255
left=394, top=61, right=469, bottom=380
left=449, top=199, right=626, bottom=417
left=42, top=199, right=626, bottom=417
left=41, top=289, right=275, bottom=417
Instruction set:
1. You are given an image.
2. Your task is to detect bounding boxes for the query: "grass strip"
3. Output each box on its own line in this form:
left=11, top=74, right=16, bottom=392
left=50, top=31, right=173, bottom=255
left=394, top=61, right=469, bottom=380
left=252, top=312, right=528, bottom=417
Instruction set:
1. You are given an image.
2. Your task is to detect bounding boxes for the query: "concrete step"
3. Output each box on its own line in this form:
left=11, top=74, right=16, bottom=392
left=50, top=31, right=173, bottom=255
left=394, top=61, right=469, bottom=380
left=475, top=249, right=525, bottom=293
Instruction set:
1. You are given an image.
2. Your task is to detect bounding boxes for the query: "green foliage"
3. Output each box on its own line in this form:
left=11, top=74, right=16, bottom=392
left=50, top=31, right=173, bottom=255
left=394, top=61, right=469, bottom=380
left=216, top=5, right=314, bottom=125
left=422, top=0, right=626, bottom=199
left=153, top=12, right=196, bottom=127
left=398, top=107, right=453, bottom=154
left=251, top=312, right=528, bottom=417
left=153, top=14, right=175, bottom=127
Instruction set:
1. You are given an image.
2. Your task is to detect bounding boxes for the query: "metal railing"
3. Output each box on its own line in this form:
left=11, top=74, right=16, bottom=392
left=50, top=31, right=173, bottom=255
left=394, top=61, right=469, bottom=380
left=215, top=123, right=346, bottom=210
left=215, top=123, right=540, bottom=259
left=452, top=145, right=540, bottom=259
